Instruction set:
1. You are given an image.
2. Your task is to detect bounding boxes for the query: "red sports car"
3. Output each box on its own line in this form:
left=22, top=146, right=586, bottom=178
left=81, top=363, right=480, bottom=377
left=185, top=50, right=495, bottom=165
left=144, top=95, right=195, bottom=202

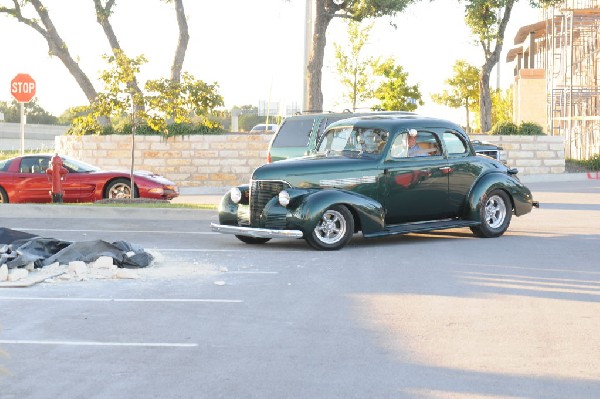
left=0, top=154, right=179, bottom=203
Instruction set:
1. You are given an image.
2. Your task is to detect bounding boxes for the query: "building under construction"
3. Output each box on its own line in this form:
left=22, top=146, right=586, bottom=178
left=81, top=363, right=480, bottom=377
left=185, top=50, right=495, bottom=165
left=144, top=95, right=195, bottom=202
left=508, top=0, right=600, bottom=159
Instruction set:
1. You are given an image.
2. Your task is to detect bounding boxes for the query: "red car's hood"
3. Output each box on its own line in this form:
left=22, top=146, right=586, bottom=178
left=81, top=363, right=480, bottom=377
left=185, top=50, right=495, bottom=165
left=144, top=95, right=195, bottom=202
left=89, top=170, right=176, bottom=185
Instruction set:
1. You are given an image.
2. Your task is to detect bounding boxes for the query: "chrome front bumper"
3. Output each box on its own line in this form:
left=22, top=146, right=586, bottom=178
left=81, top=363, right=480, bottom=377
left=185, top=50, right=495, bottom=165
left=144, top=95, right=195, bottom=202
left=210, top=223, right=304, bottom=239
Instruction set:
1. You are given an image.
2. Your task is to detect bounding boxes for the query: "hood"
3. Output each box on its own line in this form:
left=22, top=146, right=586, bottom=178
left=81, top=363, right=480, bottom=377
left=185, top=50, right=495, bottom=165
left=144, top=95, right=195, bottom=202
left=253, top=155, right=381, bottom=189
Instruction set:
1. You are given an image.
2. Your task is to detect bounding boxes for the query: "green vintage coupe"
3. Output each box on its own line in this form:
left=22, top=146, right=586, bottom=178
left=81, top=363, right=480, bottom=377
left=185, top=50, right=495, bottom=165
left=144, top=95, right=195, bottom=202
left=211, top=114, right=539, bottom=250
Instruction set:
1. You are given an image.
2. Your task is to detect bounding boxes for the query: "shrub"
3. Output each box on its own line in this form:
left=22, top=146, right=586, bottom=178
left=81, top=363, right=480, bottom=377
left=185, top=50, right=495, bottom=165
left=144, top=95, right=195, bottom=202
left=100, top=123, right=224, bottom=137
left=518, top=121, right=545, bottom=135
left=586, top=154, right=600, bottom=171
left=491, top=121, right=518, bottom=135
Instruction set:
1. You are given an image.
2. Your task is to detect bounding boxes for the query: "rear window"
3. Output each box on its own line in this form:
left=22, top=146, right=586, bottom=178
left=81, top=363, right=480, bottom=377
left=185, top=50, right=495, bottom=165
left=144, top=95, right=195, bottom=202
left=271, top=119, right=314, bottom=147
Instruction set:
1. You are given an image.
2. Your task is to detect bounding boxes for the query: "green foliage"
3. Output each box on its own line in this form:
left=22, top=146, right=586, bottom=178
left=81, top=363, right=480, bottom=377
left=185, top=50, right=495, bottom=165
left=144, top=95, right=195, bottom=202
left=491, top=121, right=518, bottom=135
left=346, top=0, right=416, bottom=20
left=491, top=120, right=545, bottom=135
left=432, top=60, right=480, bottom=109
left=0, top=99, right=61, bottom=125
left=431, top=60, right=479, bottom=132
left=567, top=155, right=600, bottom=171
left=586, top=154, right=600, bottom=171
left=491, top=88, right=513, bottom=126
left=518, top=121, right=545, bottom=135
left=69, top=49, right=224, bottom=136
left=334, top=20, right=375, bottom=111
left=371, top=57, right=423, bottom=111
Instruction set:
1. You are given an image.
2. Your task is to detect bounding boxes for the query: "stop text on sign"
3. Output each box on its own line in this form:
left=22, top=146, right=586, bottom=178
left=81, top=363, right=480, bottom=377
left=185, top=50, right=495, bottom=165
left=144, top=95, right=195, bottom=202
left=12, top=81, right=36, bottom=94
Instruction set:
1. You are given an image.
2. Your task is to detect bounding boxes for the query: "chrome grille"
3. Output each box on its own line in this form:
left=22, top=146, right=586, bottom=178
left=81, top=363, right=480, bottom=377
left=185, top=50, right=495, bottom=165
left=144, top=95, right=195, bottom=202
left=237, top=205, right=250, bottom=226
left=250, top=180, right=288, bottom=226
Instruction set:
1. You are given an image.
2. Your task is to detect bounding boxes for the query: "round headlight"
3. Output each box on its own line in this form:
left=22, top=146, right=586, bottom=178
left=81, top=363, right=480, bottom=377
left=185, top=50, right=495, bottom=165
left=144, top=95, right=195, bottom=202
left=278, top=190, right=290, bottom=207
left=230, top=187, right=242, bottom=204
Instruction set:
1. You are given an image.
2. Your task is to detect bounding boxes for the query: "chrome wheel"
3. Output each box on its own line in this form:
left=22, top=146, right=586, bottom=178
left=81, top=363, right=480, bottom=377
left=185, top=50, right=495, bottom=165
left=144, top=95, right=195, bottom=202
left=306, top=205, right=354, bottom=250
left=484, top=194, right=507, bottom=229
left=315, top=210, right=347, bottom=245
left=106, top=179, right=132, bottom=199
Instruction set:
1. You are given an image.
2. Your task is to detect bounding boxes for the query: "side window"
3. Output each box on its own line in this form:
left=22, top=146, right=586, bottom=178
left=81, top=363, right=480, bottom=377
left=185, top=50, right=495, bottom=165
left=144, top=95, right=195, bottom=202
left=443, top=131, right=468, bottom=156
left=390, top=130, right=441, bottom=158
left=19, top=158, right=36, bottom=173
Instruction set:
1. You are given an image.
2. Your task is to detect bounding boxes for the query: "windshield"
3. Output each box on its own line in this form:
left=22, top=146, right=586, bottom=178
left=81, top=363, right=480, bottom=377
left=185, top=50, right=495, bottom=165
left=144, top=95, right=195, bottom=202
left=317, top=126, right=389, bottom=156
left=61, top=156, right=101, bottom=173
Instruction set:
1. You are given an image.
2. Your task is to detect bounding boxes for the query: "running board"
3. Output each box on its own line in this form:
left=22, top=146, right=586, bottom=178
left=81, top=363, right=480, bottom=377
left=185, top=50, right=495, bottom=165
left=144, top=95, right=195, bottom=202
left=363, top=219, right=480, bottom=239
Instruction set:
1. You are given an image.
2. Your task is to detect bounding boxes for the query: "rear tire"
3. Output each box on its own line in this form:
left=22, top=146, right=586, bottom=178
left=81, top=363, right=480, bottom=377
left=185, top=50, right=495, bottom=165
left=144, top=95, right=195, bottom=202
left=306, top=205, right=354, bottom=250
left=235, top=235, right=271, bottom=245
left=470, top=189, right=512, bottom=238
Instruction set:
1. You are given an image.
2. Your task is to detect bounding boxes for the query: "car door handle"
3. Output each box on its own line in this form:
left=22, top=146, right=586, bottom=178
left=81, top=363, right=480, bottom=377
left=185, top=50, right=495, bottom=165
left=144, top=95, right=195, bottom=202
left=439, top=167, right=452, bottom=174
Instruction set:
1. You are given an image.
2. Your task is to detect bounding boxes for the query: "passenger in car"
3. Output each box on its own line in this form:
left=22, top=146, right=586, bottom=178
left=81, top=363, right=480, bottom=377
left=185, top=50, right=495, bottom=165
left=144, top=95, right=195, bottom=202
left=408, top=131, right=430, bottom=157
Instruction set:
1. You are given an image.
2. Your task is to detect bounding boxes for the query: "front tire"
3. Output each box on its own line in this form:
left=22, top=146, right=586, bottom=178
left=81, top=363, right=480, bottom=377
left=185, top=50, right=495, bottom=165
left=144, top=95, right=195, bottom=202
left=235, top=235, right=271, bottom=245
left=306, top=205, right=354, bottom=250
left=0, top=187, right=8, bottom=203
left=105, top=178, right=136, bottom=199
left=470, top=189, right=512, bottom=238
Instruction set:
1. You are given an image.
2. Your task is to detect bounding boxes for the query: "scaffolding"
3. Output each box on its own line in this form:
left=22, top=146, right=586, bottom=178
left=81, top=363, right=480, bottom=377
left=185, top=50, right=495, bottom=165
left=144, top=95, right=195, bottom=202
left=509, top=0, right=600, bottom=159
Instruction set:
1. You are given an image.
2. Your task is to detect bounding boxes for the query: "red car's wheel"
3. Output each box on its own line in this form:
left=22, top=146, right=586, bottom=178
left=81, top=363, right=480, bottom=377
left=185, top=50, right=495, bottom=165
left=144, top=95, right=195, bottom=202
left=0, top=187, right=8, bottom=203
left=105, top=178, right=137, bottom=199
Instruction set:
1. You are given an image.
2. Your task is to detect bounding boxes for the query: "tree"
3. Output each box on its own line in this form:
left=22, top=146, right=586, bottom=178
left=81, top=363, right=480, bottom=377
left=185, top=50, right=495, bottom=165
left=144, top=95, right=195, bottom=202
left=461, top=0, right=561, bottom=132
left=1, top=0, right=191, bottom=115
left=371, top=57, right=423, bottom=112
left=69, top=50, right=223, bottom=135
left=490, top=88, right=513, bottom=127
left=167, top=0, right=189, bottom=83
left=431, top=60, right=479, bottom=133
left=305, top=0, right=419, bottom=113
left=334, top=20, right=375, bottom=111
left=0, top=0, right=99, bottom=104
left=0, top=99, right=59, bottom=124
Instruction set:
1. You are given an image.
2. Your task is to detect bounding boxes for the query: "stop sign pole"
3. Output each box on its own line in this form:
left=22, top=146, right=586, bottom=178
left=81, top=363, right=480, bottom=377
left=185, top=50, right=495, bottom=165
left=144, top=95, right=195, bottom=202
left=10, top=73, right=36, bottom=155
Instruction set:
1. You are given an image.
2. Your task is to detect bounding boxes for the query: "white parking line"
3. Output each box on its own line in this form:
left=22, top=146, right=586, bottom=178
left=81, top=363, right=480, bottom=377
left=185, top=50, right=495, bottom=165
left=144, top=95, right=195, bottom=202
left=0, top=297, right=242, bottom=303
left=0, top=340, right=197, bottom=348
left=156, top=248, right=304, bottom=252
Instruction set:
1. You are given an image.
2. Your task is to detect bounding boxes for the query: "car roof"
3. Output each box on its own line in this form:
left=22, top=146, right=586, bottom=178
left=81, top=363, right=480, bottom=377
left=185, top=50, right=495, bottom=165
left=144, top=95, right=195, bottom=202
left=327, top=114, right=465, bottom=133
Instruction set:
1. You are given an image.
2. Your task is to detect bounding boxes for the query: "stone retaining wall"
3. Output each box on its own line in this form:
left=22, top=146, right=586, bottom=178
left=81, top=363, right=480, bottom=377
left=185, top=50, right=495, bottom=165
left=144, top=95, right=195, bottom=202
left=56, top=133, right=272, bottom=193
left=56, top=133, right=565, bottom=192
left=471, top=135, right=565, bottom=175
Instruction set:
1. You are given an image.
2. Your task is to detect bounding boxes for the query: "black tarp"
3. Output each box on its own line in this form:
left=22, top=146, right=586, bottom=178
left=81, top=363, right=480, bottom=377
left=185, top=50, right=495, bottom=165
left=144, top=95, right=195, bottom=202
left=0, top=228, right=153, bottom=269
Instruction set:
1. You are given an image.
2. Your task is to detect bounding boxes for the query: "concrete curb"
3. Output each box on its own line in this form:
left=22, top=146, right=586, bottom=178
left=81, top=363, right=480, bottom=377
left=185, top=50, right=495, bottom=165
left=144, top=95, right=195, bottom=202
left=0, top=204, right=213, bottom=220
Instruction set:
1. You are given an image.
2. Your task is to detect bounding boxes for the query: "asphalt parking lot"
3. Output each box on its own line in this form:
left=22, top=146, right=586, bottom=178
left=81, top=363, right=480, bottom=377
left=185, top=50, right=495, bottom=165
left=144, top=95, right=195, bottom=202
left=0, top=176, right=599, bottom=399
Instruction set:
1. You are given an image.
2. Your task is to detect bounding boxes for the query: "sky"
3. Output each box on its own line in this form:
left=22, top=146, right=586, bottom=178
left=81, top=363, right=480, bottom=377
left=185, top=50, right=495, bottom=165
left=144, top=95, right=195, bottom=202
left=0, top=0, right=542, bottom=125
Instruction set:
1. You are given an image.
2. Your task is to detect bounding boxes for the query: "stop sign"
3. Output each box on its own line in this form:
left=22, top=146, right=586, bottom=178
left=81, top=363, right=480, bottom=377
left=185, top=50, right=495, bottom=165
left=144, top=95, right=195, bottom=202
left=10, top=73, right=36, bottom=103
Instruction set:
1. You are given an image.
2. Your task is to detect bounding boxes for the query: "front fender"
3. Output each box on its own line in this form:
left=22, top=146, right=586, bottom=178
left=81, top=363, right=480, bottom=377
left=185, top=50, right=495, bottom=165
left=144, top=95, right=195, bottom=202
left=288, top=189, right=385, bottom=235
left=217, top=184, right=250, bottom=225
left=466, top=173, right=534, bottom=220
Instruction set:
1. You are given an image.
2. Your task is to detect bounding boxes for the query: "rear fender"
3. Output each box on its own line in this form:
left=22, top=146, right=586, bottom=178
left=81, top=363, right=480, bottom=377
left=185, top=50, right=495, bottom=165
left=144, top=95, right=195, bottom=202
left=466, top=173, right=534, bottom=220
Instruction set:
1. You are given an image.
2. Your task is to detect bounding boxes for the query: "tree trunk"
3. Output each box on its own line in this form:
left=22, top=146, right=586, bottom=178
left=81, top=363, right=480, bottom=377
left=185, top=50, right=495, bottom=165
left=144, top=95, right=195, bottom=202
left=171, top=0, right=189, bottom=83
left=26, top=0, right=99, bottom=103
left=478, top=0, right=515, bottom=133
left=93, top=0, right=144, bottom=111
left=479, top=71, right=492, bottom=133
left=465, top=101, right=471, bottom=134
left=306, top=0, right=335, bottom=113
